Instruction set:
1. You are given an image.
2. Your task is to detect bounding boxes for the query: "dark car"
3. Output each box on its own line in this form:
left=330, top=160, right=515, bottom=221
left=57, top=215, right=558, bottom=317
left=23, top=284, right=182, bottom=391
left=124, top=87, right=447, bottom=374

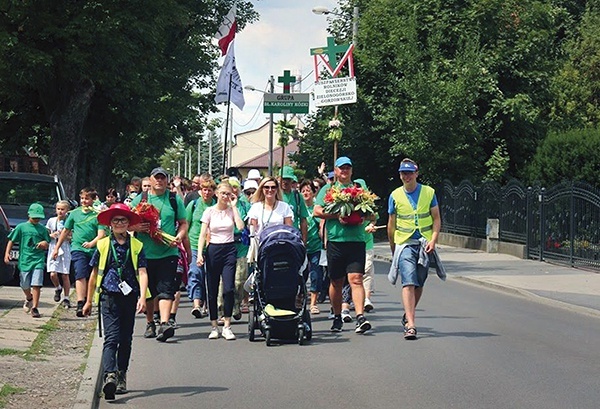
left=0, top=205, right=16, bottom=285
left=0, top=172, right=71, bottom=274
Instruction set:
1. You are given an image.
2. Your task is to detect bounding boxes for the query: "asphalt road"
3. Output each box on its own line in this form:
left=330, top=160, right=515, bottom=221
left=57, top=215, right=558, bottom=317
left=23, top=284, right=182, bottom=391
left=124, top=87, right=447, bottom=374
left=98, top=261, right=600, bottom=409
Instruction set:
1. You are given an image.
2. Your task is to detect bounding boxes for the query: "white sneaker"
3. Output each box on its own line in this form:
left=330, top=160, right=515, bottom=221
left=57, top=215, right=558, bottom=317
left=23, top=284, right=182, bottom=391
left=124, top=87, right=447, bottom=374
left=328, top=308, right=335, bottom=320
left=222, top=326, right=236, bottom=341
left=23, top=299, right=32, bottom=314
left=342, top=309, right=353, bottom=323
left=208, top=327, right=220, bottom=339
left=364, top=298, right=374, bottom=312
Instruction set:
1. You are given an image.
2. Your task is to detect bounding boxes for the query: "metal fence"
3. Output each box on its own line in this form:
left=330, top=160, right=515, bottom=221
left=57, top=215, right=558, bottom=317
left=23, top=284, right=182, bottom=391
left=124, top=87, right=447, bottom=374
left=439, top=179, right=600, bottom=270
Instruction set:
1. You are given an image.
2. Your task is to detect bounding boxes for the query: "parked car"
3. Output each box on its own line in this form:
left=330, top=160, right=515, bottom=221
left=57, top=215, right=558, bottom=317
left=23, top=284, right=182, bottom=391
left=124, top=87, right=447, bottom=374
left=0, top=205, right=16, bottom=285
left=0, top=172, right=72, bottom=276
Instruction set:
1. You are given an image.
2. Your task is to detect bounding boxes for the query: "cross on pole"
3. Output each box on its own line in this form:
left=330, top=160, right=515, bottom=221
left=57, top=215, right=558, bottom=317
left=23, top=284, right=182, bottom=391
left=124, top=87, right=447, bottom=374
left=310, top=37, right=350, bottom=72
left=278, top=70, right=296, bottom=94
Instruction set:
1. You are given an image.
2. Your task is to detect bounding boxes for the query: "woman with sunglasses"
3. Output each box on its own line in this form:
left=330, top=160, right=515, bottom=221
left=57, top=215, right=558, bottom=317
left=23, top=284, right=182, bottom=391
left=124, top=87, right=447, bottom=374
left=247, top=177, right=294, bottom=236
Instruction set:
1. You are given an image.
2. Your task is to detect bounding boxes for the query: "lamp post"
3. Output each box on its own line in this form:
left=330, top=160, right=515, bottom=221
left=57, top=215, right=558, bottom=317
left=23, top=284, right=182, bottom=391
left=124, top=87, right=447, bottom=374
left=244, top=75, right=275, bottom=176
left=312, top=5, right=359, bottom=46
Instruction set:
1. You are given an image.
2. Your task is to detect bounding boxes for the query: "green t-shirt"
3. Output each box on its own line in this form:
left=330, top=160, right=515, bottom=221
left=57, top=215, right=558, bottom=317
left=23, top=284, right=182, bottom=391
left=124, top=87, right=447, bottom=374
left=315, top=181, right=366, bottom=243
left=64, top=208, right=104, bottom=256
left=8, top=221, right=51, bottom=272
left=234, top=198, right=250, bottom=258
left=305, top=204, right=323, bottom=254
left=282, top=190, right=309, bottom=230
left=130, top=192, right=187, bottom=259
left=186, top=197, right=215, bottom=251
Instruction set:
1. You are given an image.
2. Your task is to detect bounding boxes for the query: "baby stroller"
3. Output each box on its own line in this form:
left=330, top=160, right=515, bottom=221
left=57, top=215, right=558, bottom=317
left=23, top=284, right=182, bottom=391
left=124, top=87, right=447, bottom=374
left=247, top=224, right=312, bottom=346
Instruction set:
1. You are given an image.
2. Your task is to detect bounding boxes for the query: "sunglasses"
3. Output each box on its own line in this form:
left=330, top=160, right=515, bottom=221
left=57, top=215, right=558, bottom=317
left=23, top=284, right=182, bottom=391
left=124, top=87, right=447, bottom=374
left=263, top=185, right=278, bottom=190
left=111, top=217, right=129, bottom=225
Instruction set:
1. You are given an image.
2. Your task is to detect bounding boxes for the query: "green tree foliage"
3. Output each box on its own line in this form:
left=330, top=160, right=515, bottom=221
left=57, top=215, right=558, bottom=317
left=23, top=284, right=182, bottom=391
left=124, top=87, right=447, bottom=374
left=0, top=0, right=257, bottom=196
left=549, top=3, right=600, bottom=130
left=298, top=0, right=574, bottom=198
left=527, top=127, right=600, bottom=186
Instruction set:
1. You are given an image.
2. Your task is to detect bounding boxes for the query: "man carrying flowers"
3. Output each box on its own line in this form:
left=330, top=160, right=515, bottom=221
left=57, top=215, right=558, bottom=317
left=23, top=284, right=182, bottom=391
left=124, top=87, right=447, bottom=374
left=129, top=167, right=188, bottom=342
left=313, top=156, right=376, bottom=335
left=386, top=158, right=441, bottom=340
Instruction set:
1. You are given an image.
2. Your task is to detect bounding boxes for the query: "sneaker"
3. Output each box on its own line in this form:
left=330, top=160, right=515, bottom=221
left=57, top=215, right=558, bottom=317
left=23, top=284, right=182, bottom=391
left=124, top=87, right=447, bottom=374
left=328, top=308, right=335, bottom=320
left=156, top=322, right=175, bottom=342
left=168, top=317, right=178, bottom=329
left=103, top=372, right=117, bottom=401
left=355, top=315, right=372, bottom=334
left=116, top=371, right=127, bottom=395
left=191, top=307, right=202, bottom=318
left=364, top=298, right=374, bottom=312
left=54, top=287, right=62, bottom=302
left=200, top=307, right=208, bottom=318
left=233, top=311, right=242, bottom=321
left=76, top=300, right=85, bottom=317
left=144, top=322, right=156, bottom=338
left=23, top=299, right=32, bottom=314
left=61, top=299, right=71, bottom=309
left=153, top=312, right=160, bottom=326
left=222, top=326, right=236, bottom=340
left=31, top=307, right=41, bottom=318
left=341, top=309, right=353, bottom=323
left=208, top=326, right=220, bottom=339
left=330, top=316, right=343, bottom=332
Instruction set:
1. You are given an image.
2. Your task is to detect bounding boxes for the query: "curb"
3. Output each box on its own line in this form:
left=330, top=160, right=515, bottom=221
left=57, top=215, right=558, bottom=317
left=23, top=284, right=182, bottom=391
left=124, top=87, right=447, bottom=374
left=72, top=323, right=102, bottom=409
left=374, top=253, right=600, bottom=320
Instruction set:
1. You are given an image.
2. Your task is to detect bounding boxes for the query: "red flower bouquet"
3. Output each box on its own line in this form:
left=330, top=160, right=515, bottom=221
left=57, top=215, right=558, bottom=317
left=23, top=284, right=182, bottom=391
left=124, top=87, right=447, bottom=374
left=133, top=202, right=176, bottom=245
left=323, top=185, right=378, bottom=225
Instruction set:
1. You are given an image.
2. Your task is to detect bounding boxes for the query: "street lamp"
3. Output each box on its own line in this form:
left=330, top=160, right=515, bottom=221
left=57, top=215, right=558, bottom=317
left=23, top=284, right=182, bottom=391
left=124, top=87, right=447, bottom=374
left=245, top=76, right=275, bottom=176
left=312, top=6, right=359, bottom=46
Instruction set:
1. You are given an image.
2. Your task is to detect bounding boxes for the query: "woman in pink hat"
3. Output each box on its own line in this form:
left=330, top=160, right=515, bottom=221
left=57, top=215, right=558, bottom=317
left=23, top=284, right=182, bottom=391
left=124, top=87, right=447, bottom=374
left=83, top=203, right=149, bottom=401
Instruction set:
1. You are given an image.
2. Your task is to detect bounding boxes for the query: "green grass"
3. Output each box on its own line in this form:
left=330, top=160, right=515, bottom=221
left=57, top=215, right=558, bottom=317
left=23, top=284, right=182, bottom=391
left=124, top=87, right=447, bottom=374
left=0, top=384, right=25, bottom=408
left=0, top=349, right=21, bottom=356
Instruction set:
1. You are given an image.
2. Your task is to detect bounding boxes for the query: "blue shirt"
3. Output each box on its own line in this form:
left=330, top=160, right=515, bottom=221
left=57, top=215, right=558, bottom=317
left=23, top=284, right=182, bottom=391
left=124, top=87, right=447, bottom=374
left=388, top=184, right=438, bottom=239
left=90, top=235, right=147, bottom=296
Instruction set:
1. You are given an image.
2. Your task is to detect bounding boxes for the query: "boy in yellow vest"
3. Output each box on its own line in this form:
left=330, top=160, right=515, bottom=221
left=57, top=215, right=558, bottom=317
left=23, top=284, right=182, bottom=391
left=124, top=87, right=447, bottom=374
left=387, top=158, right=441, bottom=340
left=83, top=203, right=148, bottom=401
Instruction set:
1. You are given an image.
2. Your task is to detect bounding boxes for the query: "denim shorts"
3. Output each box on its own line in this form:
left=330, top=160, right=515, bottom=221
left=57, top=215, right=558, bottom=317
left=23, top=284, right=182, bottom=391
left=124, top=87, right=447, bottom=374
left=399, top=245, right=428, bottom=287
left=20, top=268, right=45, bottom=289
left=72, top=251, right=93, bottom=280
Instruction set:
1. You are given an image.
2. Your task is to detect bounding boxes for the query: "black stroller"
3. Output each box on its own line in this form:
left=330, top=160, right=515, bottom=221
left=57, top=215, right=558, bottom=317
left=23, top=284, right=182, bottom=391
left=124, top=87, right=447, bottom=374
left=247, top=224, right=312, bottom=346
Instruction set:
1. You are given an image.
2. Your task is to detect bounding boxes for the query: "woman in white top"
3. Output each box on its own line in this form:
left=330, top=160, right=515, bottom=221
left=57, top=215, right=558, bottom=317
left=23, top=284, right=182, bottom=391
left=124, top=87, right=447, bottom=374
left=197, top=182, right=245, bottom=340
left=247, top=176, right=294, bottom=236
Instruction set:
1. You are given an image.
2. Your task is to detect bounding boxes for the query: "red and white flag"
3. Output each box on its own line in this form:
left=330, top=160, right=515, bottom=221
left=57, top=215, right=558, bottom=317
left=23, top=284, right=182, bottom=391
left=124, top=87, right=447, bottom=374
left=215, top=6, right=237, bottom=56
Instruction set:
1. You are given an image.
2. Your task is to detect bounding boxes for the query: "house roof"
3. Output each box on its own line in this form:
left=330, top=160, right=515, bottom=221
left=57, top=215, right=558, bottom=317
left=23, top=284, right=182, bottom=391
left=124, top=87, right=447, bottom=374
left=236, top=139, right=299, bottom=168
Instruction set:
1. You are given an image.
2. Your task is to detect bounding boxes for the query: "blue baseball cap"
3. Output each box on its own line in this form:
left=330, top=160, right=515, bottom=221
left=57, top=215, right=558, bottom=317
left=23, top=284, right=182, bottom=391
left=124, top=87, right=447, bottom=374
left=327, top=171, right=335, bottom=180
left=398, top=161, right=418, bottom=172
left=335, top=156, right=352, bottom=167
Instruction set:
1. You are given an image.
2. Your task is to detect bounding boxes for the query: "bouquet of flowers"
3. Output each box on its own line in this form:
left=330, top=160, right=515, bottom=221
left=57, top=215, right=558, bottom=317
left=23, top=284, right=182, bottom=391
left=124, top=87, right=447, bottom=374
left=133, top=202, right=177, bottom=245
left=323, top=185, right=378, bottom=225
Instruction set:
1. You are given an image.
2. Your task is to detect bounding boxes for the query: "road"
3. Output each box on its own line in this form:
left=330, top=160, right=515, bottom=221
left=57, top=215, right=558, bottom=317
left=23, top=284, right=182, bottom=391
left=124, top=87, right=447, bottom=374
left=98, top=261, right=600, bottom=409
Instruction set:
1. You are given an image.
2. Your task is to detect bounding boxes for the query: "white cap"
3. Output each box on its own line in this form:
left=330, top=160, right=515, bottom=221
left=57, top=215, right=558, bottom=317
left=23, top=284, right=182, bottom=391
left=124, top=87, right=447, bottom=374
left=243, top=179, right=259, bottom=191
left=247, top=169, right=261, bottom=180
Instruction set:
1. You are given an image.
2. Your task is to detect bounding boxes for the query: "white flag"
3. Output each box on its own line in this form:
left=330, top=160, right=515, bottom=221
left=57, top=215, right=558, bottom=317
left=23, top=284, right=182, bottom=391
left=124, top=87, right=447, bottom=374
left=215, top=6, right=237, bottom=56
left=215, top=41, right=245, bottom=110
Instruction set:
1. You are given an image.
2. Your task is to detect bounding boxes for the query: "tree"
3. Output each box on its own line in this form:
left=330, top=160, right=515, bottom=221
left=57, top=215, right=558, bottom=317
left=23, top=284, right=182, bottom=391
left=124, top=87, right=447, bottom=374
left=0, top=0, right=257, bottom=196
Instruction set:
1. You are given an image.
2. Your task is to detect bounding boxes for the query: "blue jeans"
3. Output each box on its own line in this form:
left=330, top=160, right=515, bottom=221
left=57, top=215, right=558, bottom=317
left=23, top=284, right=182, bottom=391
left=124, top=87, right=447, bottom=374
left=307, top=251, right=324, bottom=293
left=100, top=293, right=137, bottom=375
left=399, top=245, right=429, bottom=287
left=187, top=249, right=206, bottom=301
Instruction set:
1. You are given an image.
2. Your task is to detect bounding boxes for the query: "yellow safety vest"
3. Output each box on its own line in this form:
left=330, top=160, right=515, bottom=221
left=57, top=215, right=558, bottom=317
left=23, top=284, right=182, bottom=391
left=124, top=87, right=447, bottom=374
left=93, top=235, right=149, bottom=303
left=391, top=185, right=435, bottom=244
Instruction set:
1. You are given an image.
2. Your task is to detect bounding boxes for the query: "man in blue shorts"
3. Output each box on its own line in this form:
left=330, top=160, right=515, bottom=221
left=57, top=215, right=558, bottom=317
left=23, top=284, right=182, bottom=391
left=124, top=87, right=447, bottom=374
left=387, top=158, right=441, bottom=340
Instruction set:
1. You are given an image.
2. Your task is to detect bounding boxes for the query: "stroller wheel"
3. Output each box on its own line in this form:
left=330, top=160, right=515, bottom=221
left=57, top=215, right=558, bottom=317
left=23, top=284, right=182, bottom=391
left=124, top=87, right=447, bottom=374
left=298, top=326, right=305, bottom=345
left=248, top=310, right=256, bottom=342
left=265, top=329, right=272, bottom=346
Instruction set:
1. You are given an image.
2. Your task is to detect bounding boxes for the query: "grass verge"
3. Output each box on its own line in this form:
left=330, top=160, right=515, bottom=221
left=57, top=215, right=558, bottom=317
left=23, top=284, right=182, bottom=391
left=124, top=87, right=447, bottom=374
left=0, top=384, right=25, bottom=408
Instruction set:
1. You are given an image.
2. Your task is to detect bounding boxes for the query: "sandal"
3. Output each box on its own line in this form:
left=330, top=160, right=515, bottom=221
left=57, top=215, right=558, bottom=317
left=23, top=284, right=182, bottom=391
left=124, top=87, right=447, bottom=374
left=310, top=305, right=320, bottom=315
left=404, top=327, right=417, bottom=340
left=401, top=313, right=407, bottom=327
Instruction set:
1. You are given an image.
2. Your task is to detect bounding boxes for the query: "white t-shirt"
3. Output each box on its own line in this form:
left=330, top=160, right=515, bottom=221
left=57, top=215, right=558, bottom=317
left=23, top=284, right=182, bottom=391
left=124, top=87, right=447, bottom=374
left=247, top=200, right=293, bottom=236
left=201, top=206, right=236, bottom=244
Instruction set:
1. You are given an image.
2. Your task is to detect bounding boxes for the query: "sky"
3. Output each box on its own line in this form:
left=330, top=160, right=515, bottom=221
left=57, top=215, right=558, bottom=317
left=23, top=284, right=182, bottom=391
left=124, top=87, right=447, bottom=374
left=213, top=0, right=339, bottom=135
